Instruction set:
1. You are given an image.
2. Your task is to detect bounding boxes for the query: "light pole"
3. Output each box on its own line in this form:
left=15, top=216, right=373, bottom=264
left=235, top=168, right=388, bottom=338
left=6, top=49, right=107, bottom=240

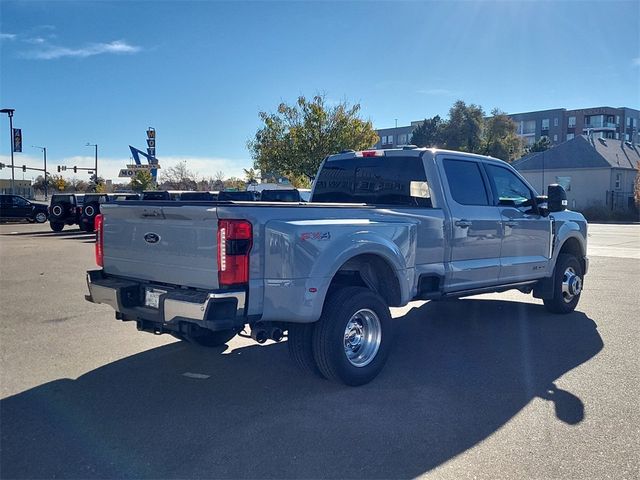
left=33, top=145, right=48, bottom=200
left=86, top=143, right=98, bottom=185
left=0, top=108, right=16, bottom=194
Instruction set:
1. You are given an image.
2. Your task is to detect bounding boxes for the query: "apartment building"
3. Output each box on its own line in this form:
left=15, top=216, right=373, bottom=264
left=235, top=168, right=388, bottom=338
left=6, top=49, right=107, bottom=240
left=374, top=106, right=640, bottom=149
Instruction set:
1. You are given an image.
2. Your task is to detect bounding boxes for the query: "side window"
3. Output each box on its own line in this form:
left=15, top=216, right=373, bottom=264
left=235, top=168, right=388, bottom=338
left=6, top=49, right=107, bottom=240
left=485, top=164, right=532, bottom=206
left=13, top=196, right=29, bottom=207
left=443, top=159, right=489, bottom=206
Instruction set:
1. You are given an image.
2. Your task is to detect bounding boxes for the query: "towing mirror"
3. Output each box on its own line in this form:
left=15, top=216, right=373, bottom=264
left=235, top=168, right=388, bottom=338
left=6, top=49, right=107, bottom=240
left=547, top=184, right=567, bottom=212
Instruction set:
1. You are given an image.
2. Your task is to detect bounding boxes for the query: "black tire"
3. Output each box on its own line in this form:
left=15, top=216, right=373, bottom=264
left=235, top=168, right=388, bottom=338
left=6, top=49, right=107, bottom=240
left=34, top=211, right=47, bottom=223
left=50, top=222, right=64, bottom=232
left=543, top=253, right=583, bottom=314
left=288, top=323, right=324, bottom=377
left=185, top=328, right=237, bottom=347
left=313, top=287, right=393, bottom=386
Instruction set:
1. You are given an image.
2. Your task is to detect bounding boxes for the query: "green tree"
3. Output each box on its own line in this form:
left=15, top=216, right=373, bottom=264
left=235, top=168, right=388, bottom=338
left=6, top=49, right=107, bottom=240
left=248, top=94, right=379, bottom=179
left=441, top=100, right=485, bottom=153
left=130, top=170, right=155, bottom=192
left=243, top=168, right=258, bottom=184
left=223, top=177, right=246, bottom=191
left=527, top=136, right=552, bottom=153
left=410, top=115, right=443, bottom=147
left=482, top=109, right=524, bottom=162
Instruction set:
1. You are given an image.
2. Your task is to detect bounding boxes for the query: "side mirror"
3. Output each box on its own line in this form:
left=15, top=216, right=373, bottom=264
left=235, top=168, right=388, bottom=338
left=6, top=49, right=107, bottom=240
left=547, top=184, right=567, bottom=212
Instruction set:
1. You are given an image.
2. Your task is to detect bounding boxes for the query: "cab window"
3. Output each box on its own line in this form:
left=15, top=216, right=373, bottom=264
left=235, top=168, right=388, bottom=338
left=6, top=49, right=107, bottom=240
left=484, top=164, right=532, bottom=207
left=442, top=159, right=489, bottom=206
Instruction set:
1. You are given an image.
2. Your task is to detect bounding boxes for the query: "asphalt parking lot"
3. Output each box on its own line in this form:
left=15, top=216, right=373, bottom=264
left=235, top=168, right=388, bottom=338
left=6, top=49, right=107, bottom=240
left=0, top=222, right=638, bottom=479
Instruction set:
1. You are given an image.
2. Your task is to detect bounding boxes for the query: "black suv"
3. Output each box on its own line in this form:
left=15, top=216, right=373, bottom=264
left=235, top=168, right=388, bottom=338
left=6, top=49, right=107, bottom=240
left=80, top=193, right=139, bottom=232
left=0, top=194, right=49, bottom=223
left=48, top=193, right=85, bottom=232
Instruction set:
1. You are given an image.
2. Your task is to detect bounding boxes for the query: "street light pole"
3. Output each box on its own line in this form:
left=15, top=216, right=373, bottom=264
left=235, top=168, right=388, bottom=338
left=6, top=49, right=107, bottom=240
left=0, top=108, right=16, bottom=194
left=86, top=143, right=98, bottom=185
left=33, top=145, right=47, bottom=200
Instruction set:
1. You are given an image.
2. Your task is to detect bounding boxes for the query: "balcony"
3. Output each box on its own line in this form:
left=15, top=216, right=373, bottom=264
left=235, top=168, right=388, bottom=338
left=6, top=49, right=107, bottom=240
left=583, top=122, right=617, bottom=131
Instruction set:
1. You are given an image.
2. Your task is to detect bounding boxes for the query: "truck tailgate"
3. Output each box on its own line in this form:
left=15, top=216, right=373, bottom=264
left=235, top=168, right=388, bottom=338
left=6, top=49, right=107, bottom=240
left=101, top=203, right=219, bottom=290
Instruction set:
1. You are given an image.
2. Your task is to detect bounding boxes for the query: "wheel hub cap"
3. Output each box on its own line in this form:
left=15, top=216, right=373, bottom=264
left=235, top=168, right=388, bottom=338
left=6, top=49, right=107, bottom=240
left=561, top=267, right=582, bottom=303
left=343, top=308, right=381, bottom=367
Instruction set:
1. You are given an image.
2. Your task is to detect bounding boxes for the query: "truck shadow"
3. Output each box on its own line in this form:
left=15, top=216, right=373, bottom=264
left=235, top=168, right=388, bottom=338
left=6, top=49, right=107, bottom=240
left=0, top=299, right=603, bottom=479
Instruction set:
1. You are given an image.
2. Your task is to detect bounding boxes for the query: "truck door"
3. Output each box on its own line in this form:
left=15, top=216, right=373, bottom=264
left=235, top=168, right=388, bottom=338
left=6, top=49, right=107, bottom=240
left=440, top=157, right=502, bottom=291
left=483, top=163, right=551, bottom=282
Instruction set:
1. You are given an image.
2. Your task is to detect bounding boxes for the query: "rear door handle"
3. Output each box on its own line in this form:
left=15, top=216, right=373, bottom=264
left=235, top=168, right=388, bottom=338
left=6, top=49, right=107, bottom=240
left=455, top=220, right=472, bottom=228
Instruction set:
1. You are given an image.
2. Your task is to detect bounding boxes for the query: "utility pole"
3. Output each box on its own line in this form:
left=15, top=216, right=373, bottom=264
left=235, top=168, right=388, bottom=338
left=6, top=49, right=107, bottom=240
left=86, top=143, right=98, bottom=186
left=33, top=145, right=48, bottom=200
left=0, top=108, right=16, bottom=194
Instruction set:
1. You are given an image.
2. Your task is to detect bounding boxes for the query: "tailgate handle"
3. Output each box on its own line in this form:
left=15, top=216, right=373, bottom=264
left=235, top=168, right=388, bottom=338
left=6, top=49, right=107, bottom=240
left=455, top=220, right=472, bottom=228
left=141, top=209, right=164, bottom=218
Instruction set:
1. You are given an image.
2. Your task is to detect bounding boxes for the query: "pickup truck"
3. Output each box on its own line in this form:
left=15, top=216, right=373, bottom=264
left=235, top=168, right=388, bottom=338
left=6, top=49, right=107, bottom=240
left=85, top=147, right=588, bottom=386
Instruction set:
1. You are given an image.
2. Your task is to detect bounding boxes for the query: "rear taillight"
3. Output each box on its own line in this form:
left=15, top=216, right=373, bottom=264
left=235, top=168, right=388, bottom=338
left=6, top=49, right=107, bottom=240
left=95, top=214, right=104, bottom=267
left=217, top=219, right=252, bottom=287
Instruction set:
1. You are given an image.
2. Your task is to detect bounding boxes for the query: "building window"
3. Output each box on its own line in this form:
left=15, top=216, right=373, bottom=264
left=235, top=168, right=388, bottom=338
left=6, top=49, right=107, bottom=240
left=615, top=173, right=621, bottom=190
left=553, top=134, right=558, bottom=142
left=542, top=119, right=549, bottom=130
left=616, top=115, right=620, bottom=125
left=388, top=135, right=393, bottom=144
left=399, top=134, right=407, bottom=144
left=567, top=133, right=575, bottom=140
left=554, top=117, right=559, bottom=127
left=568, top=116, right=576, bottom=127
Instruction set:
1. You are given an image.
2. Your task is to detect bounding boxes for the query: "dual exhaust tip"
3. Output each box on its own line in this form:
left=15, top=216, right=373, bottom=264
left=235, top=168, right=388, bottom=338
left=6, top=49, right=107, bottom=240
left=251, top=326, right=284, bottom=344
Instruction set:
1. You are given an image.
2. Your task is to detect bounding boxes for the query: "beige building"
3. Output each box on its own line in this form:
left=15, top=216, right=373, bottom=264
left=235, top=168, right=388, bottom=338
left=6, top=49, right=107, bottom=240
left=513, top=135, right=638, bottom=212
left=0, top=179, right=33, bottom=198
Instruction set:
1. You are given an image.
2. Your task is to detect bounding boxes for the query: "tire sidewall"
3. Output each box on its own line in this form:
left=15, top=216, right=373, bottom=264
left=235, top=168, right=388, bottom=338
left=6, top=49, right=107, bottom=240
left=35, top=211, right=47, bottom=223
left=317, top=288, right=393, bottom=385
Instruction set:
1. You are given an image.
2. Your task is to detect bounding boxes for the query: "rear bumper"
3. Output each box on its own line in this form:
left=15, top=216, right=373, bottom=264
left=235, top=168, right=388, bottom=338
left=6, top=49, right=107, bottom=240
left=85, top=269, right=246, bottom=333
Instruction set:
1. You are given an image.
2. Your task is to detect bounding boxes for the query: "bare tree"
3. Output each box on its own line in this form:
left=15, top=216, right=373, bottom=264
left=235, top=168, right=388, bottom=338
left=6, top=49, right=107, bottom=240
left=160, top=160, right=198, bottom=190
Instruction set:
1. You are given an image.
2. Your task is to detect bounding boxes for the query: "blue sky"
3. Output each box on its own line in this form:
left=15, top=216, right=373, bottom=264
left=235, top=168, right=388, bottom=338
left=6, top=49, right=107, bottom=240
left=1, top=0, right=639, bottom=182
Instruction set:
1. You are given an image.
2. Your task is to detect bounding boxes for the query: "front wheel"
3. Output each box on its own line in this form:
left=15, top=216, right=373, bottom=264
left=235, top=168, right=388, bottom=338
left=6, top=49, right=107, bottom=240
left=313, top=287, right=393, bottom=386
left=34, top=212, right=47, bottom=223
left=543, top=253, right=583, bottom=314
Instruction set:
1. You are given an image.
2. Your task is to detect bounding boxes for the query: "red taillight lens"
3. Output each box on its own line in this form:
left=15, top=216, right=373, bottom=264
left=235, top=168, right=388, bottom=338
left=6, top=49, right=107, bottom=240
left=95, top=214, right=104, bottom=267
left=217, top=219, right=252, bottom=286
left=357, top=150, right=384, bottom=157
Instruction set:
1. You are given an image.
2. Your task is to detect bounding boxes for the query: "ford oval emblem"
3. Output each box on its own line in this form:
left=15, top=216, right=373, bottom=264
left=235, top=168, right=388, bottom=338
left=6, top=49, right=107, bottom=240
left=144, top=232, right=160, bottom=244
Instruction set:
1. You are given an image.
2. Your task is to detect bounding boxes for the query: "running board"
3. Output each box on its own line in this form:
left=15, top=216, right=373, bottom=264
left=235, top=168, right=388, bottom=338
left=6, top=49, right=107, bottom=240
left=440, top=281, right=538, bottom=299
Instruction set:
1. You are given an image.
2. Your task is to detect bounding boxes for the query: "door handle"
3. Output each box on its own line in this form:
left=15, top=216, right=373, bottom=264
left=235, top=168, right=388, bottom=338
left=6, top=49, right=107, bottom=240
left=455, top=220, right=472, bottom=228
left=504, top=220, right=518, bottom=227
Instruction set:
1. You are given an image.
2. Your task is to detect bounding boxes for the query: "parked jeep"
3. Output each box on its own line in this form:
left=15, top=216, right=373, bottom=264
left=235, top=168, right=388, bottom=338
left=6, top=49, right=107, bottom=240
left=48, top=193, right=85, bottom=232
left=80, top=193, right=139, bottom=232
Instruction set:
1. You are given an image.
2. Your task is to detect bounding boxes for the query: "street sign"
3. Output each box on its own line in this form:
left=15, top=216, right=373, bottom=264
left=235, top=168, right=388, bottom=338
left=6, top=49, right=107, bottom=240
left=125, top=164, right=161, bottom=170
left=12, top=128, right=22, bottom=152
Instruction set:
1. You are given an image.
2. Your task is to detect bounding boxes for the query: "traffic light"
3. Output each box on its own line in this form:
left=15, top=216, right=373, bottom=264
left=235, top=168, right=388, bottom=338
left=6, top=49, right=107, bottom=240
left=22, top=165, right=26, bottom=172
left=73, top=166, right=77, bottom=173
left=57, top=166, right=61, bottom=173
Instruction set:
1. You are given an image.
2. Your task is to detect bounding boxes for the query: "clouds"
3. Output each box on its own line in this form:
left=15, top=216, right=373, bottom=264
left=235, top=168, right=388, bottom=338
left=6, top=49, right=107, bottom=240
left=0, top=154, right=250, bottom=184
left=23, top=40, right=142, bottom=60
left=0, top=26, right=142, bottom=60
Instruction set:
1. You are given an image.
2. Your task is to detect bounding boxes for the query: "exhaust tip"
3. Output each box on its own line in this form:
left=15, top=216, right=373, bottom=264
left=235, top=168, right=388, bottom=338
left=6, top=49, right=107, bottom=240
left=271, top=328, right=284, bottom=342
left=251, top=328, right=268, bottom=344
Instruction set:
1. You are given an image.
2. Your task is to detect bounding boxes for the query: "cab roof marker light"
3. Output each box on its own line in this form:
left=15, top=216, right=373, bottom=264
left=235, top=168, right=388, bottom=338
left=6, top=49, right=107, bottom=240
left=356, top=150, right=385, bottom=157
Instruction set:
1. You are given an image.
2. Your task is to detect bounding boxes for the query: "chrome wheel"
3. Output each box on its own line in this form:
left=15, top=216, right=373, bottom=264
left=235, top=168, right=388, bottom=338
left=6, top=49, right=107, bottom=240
left=343, top=308, right=381, bottom=367
left=561, top=266, right=582, bottom=303
left=35, top=212, right=47, bottom=223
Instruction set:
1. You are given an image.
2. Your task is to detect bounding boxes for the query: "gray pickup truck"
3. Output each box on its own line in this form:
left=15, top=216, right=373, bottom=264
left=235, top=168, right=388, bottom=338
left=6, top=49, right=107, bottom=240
left=86, top=147, right=588, bottom=385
